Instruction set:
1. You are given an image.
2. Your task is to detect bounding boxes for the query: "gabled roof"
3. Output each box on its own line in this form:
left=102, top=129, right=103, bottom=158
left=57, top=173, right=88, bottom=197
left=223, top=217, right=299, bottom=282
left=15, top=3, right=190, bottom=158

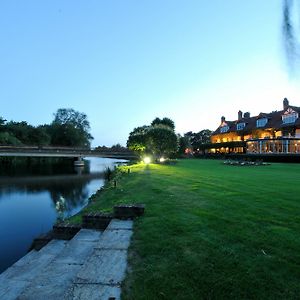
left=212, top=103, right=300, bottom=136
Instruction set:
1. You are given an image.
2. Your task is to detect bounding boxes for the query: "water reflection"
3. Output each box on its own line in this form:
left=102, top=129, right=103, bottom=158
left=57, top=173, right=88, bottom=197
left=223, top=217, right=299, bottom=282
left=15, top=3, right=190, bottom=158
left=0, top=173, right=105, bottom=217
left=0, top=157, right=126, bottom=273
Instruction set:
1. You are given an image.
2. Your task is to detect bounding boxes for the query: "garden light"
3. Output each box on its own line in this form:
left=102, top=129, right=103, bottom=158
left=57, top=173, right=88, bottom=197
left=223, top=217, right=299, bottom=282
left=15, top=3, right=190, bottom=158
left=159, top=157, right=165, bottom=162
left=143, top=156, right=151, bottom=164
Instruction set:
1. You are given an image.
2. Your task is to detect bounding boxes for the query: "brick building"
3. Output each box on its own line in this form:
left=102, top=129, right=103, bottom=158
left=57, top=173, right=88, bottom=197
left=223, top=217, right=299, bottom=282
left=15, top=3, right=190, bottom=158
left=210, top=98, right=300, bottom=154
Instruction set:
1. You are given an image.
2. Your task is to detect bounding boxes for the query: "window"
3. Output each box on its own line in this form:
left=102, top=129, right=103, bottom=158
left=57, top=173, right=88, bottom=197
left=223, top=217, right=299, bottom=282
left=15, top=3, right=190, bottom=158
left=220, top=125, right=229, bottom=133
left=237, top=123, right=245, bottom=130
left=282, top=113, right=298, bottom=124
left=256, top=118, right=268, bottom=128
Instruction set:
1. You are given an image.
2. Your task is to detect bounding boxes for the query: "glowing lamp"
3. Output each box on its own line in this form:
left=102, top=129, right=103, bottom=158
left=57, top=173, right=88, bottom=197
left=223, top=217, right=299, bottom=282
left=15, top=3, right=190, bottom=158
left=159, top=157, right=165, bottom=163
left=143, top=156, right=151, bottom=164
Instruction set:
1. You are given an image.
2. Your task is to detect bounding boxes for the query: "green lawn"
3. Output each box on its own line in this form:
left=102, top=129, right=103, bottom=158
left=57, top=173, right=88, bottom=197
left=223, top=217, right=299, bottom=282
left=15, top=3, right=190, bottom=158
left=72, top=159, right=300, bottom=299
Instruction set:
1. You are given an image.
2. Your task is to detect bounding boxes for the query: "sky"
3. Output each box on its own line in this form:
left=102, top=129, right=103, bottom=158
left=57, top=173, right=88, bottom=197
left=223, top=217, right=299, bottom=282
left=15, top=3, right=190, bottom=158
left=1, top=0, right=300, bottom=146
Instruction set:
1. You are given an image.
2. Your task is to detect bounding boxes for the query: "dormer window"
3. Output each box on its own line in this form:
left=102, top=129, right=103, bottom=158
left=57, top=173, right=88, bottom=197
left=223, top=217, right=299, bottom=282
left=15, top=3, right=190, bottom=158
left=220, top=125, right=229, bottom=133
left=256, top=118, right=268, bottom=128
left=282, top=108, right=298, bottom=124
left=237, top=123, right=245, bottom=130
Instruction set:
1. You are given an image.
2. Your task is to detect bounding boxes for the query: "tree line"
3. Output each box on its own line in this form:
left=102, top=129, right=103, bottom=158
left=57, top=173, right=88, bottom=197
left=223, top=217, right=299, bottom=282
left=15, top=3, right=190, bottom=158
left=0, top=108, right=93, bottom=148
left=127, top=117, right=212, bottom=159
left=0, top=110, right=212, bottom=156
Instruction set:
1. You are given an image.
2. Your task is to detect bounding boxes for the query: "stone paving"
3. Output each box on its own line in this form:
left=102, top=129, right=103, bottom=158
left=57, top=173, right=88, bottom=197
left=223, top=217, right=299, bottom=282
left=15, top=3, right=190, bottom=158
left=0, top=219, right=133, bottom=300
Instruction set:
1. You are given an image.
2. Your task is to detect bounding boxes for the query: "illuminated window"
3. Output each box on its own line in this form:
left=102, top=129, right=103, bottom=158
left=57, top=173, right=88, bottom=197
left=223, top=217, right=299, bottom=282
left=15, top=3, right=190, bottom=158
left=282, top=113, right=298, bottom=124
left=256, top=118, right=267, bottom=128
left=220, top=125, right=229, bottom=133
left=237, top=123, right=245, bottom=130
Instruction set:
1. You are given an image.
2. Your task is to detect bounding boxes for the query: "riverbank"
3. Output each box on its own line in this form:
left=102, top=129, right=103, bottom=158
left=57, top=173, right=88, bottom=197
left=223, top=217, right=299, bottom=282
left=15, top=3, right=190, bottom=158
left=0, top=157, right=124, bottom=274
left=70, top=159, right=300, bottom=299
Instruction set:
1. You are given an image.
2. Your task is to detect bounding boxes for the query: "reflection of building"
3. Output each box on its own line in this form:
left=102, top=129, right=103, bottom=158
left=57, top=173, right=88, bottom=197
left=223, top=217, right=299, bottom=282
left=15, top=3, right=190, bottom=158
left=210, top=98, right=300, bottom=154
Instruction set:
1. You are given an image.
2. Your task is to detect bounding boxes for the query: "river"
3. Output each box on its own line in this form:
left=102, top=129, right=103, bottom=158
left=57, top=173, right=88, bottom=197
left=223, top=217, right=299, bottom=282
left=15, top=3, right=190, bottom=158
left=0, top=157, right=126, bottom=273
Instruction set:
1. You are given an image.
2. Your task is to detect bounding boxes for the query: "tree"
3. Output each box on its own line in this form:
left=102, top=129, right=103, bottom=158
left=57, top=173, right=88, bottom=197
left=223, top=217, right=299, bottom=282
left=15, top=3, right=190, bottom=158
left=0, top=117, right=6, bottom=127
left=147, top=125, right=178, bottom=158
left=127, top=118, right=178, bottom=159
left=29, top=125, right=51, bottom=145
left=51, top=108, right=93, bottom=147
left=0, top=118, right=51, bottom=146
left=5, top=121, right=32, bottom=144
left=178, top=133, right=192, bottom=155
left=110, top=143, right=129, bottom=152
left=177, top=130, right=212, bottom=155
left=127, top=126, right=149, bottom=154
left=53, top=109, right=91, bottom=133
left=151, top=117, right=175, bottom=131
left=190, top=129, right=212, bottom=150
left=3, top=121, right=51, bottom=146
left=0, top=132, right=22, bottom=145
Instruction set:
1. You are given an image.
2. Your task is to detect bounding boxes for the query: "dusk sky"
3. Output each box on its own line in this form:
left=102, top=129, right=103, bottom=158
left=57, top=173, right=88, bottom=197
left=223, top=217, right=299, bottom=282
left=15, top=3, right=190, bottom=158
left=1, top=1, right=300, bottom=146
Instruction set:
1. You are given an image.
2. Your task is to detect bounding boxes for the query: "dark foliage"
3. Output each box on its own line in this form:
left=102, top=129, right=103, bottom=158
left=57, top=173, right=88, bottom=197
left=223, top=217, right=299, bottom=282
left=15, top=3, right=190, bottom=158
left=0, top=108, right=93, bottom=148
left=178, top=130, right=212, bottom=154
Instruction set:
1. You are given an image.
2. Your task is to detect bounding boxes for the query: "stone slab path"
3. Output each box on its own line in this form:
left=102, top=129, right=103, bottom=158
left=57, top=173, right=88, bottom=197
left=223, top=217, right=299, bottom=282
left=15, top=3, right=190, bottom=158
left=0, top=219, right=133, bottom=300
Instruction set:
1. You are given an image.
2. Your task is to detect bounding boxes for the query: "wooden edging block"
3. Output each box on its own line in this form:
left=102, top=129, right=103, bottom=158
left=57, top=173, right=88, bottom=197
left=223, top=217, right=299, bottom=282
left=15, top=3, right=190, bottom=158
left=82, top=212, right=113, bottom=230
left=113, top=204, right=145, bottom=220
left=52, top=223, right=82, bottom=240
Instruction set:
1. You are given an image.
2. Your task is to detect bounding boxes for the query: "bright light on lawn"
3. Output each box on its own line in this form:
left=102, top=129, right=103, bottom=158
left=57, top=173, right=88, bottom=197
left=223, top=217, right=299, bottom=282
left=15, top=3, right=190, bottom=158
left=143, top=157, right=151, bottom=164
left=159, top=157, right=165, bottom=162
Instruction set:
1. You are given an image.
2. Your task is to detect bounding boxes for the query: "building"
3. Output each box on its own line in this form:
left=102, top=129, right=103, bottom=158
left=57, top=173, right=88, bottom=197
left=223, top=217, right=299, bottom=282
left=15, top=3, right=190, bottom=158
left=210, top=98, right=300, bottom=154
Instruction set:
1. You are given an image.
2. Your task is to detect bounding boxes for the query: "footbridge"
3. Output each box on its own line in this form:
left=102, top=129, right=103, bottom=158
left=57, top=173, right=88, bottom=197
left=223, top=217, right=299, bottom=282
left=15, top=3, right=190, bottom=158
left=0, top=146, right=137, bottom=160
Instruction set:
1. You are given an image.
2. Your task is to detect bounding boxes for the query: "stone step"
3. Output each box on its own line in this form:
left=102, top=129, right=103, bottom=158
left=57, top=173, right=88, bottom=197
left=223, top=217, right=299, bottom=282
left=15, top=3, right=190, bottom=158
left=0, top=239, right=68, bottom=300
left=65, top=219, right=133, bottom=300
left=39, top=239, right=68, bottom=256
left=18, top=229, right=102, bottom=299
left=0, top=220, right=133, bottom=300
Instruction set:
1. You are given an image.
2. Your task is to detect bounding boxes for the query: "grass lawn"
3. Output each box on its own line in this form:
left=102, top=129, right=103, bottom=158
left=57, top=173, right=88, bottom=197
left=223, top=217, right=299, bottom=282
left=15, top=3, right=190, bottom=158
left=71, top=159, right=300, bottom=299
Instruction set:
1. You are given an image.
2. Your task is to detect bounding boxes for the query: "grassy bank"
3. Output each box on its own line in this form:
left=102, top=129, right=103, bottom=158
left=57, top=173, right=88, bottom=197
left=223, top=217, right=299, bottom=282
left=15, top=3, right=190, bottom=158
left=71, top=159, right=300, bottom=299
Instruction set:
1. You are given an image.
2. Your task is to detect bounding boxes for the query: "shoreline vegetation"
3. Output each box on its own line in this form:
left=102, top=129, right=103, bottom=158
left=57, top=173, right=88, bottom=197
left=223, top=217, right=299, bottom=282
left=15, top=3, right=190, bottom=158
left=67, top=159, right=300, bottom=299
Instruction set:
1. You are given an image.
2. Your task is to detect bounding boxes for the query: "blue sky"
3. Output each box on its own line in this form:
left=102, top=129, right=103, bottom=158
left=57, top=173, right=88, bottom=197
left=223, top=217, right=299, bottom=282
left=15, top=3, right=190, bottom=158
left=1, top=1, right=300, bottom=146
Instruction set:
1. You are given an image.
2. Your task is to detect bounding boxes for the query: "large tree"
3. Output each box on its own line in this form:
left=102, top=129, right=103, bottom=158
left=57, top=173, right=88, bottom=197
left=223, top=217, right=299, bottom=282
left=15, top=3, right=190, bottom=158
left=0, top=109, right=93, bottom=147
left=147, top=125, right=178, bottom=158
left=151, top=117, right=175, bottom=131
left=53, top=109, right=91, bottom=133
left=50, top=108, right=93, bottom=147
left=127, top=118, right=178, bottom=159
left=126, top=125, right=149, bottom=154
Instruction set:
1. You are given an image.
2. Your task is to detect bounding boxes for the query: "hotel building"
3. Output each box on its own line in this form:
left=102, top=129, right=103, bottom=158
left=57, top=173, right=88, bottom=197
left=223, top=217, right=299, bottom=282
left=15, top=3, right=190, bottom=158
left=210, top=98, right=300, bottom=154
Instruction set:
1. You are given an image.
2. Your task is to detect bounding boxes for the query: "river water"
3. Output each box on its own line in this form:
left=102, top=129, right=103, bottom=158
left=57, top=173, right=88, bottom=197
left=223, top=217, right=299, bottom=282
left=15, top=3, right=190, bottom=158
left=0, top=157, right=126, bottom=273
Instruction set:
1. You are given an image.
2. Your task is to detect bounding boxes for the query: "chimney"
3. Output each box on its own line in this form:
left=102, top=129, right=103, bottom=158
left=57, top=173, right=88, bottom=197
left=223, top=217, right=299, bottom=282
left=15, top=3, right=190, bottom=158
left=283, top=98, right=289, bottom=110
left=238, top=110, right=243, bottom=120
left=221, top=116, right=225, bottom=124
left=244, top=112, right=250, bottom=118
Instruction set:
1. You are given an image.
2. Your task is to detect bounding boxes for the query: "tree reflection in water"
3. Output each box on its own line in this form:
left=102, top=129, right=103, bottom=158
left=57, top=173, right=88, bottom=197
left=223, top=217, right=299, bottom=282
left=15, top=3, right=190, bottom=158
left=0, top=157, right=106, bottom=218
left=0, top=172, right=105, bottom=218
